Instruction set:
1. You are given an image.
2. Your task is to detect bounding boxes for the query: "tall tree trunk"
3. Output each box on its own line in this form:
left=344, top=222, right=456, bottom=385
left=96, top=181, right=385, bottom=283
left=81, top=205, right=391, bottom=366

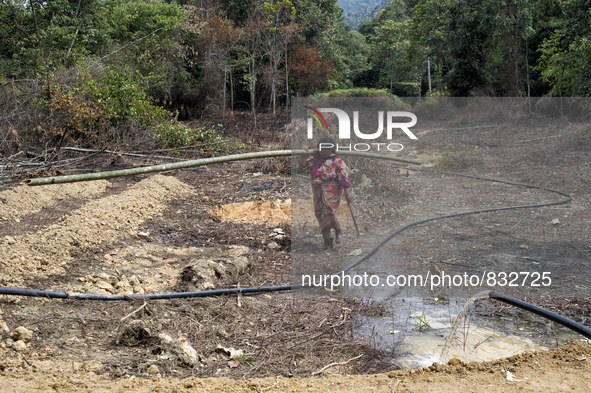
left=285, top=50, right=289, bottom=108
left=271, top=57, right=278, bottom=115
left=67, top=0, right=84, bottom=56
left=250, top=58, right=257, bottom=129
left=559, top=67, right=564, bottom=117
left=271, top=74, right=276, bottom=115
left=525, top=39, right=531, bottom=112
left=30, top=0, right=40, bottom=42
left=230, top=68, right=234, bottom=112
left=438, top=61, right=443, bottom=97
left=389, top=49, right=393, bottom=97
left=427, top=58, right=432, bottom=96
left=223, top=63, right=227, bottom=118
left=513, top=4, right=520, bottom=95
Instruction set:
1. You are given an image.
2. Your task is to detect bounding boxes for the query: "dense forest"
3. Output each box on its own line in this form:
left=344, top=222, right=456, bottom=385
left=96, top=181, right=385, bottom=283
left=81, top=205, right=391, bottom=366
left=1, top=0, right=589, bottom=151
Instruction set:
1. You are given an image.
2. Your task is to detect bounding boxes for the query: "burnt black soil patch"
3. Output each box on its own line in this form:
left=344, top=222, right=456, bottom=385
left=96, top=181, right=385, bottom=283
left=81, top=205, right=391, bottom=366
left=239, top=181, right=284, bottom=192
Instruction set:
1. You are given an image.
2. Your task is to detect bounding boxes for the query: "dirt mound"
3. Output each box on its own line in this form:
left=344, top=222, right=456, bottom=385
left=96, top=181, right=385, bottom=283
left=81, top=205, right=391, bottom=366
left=0, top=180, right=109, bottom=219
left=177, top=245, right=251, bottom=290
left=70, top=243, right=205, bottom=295
left=117, top=319, right=199, bottom=367
left=0, top=175, right=193, bottom=285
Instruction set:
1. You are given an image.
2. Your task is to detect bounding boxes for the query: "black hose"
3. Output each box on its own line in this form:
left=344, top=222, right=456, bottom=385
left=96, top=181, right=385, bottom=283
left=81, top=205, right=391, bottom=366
left=488, top=291, right=591, bottom=340
left=0, top=285, right=295, bottom=301
left=337, top=167, right=571, bottom=275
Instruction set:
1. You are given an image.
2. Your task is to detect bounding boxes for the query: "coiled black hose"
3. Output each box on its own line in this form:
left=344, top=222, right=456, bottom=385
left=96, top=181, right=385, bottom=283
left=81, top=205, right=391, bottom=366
left=1, top=166, right=589, bottom=339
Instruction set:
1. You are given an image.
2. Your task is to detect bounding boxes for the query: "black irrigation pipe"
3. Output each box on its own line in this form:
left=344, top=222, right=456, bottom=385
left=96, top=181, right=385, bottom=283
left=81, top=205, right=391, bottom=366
left=0, top=285, right=295, bottom=301
left=2, top=160, right=590, bottom=339
left=488, top=291, right=591, bottom=339
left=336, top=168, right=573, bottom=275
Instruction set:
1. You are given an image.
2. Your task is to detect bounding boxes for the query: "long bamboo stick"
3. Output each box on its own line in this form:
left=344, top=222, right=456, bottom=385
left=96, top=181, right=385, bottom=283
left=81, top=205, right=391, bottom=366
left=23, top=150, right=422, bottom=186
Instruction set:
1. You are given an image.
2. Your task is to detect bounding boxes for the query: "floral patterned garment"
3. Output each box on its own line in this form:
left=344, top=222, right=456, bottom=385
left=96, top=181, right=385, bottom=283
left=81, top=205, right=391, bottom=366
left=306, top=155, right=350, bottom=188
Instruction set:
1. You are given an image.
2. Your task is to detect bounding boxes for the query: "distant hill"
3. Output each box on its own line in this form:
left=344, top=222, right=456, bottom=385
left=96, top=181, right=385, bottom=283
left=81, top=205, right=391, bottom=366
left=337, top=0, right=389, bottom=29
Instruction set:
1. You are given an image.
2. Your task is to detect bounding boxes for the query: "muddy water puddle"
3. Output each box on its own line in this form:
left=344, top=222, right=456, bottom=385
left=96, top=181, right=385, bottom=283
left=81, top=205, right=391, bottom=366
left=356, top=297, right=583, bottom=369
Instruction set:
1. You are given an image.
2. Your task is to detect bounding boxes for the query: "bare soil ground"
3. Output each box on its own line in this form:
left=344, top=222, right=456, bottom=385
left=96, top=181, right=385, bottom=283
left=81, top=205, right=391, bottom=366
left=0, top=107, right=590, bottom=392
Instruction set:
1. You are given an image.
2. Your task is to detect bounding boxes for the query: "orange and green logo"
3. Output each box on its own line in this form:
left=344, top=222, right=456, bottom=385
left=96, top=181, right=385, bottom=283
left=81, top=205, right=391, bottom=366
left=303, top=106, right=328, bottom=131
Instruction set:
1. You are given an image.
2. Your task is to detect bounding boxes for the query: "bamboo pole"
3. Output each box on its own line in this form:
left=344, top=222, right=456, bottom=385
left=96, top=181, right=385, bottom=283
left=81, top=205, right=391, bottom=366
left=23, top=150, right=422, bottom=186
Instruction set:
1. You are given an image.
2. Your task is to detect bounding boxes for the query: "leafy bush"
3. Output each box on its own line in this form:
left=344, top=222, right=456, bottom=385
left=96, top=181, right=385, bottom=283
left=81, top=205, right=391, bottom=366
left=78, top=66, right=165, bottom=127
left=37, top=81, right=102, bottom=142
left=33, top=64, right=218, bottom=149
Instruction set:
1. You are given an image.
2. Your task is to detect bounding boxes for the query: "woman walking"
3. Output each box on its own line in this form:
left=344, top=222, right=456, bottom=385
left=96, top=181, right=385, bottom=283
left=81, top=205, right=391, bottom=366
left=299, top=136, right=353, bottom=250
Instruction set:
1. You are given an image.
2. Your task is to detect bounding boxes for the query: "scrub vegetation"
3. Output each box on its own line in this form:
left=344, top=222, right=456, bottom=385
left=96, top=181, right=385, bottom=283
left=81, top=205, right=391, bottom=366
left=1, top=0, right=589, bottom=156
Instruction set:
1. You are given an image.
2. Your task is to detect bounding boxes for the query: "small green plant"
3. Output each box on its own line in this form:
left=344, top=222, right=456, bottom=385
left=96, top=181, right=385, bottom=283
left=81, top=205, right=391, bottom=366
left=411, top=310, right=431, bottom=331
left=193, top=124, right=225, bottom=147
left=154, top=123, right=225, bottom=149
left=153, top=120, right=194, bottom=148
left=238, top=351, right=255, bottom=366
